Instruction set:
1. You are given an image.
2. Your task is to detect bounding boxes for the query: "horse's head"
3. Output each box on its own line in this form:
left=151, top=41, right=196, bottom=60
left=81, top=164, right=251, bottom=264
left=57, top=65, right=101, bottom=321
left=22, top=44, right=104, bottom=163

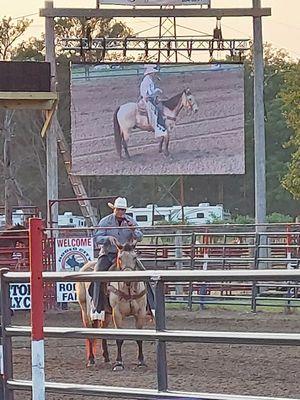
left=183, top=89, right=198, bottom=113
left=116, top=242, right=137, bottom=272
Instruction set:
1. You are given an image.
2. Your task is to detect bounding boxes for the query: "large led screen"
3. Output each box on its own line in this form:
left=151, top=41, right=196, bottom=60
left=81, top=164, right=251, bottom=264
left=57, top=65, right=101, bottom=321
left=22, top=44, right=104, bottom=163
left=71, top=63, right=245, bottom=175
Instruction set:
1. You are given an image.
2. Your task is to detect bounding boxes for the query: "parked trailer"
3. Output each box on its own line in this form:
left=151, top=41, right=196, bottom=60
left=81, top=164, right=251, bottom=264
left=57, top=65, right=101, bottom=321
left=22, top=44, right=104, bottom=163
left=126, top=203, right=230, bottom=227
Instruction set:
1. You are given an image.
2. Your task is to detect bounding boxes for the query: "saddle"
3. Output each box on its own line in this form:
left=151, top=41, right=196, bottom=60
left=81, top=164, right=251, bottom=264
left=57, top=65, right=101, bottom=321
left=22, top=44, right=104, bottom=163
left=137, top=98, right=166, bottom=138
left=137, top=98, right=148, bottom=117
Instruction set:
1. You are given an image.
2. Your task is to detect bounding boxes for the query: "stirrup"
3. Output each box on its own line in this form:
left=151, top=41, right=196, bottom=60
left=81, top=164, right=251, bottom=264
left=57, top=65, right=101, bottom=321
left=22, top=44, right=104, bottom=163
left=90, top=309, right=105, bottom=321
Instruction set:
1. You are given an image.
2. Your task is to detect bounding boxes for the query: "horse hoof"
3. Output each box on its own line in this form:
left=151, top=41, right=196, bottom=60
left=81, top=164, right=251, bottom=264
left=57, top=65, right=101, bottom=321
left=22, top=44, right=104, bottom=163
left=86, top=359, right=96, bottom=368
left=137, top=361, right=147, bottom=368
left=113, top=362, right=124, bottom=371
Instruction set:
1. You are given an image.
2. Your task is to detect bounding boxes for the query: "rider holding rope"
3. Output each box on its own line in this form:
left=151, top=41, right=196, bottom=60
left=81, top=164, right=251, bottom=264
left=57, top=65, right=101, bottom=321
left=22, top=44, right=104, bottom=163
left=139, top=64, right=166, bottom=135
left=91, top=197, right=143, bottom=320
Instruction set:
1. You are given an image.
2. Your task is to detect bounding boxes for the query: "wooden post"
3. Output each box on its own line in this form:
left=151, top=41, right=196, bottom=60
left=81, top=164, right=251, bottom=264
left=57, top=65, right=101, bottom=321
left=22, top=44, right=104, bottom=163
left=4, top=112, right=13, bottom=227
left=253, top=0, right=267, bottom=269
left=253, top=0, right=266, bottom=225
left=45, top=1, right=58, bottom=230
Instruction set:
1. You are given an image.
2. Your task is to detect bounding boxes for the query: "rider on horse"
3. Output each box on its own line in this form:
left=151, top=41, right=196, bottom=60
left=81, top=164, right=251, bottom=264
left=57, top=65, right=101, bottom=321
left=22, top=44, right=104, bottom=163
left=139, top=64, right=166, bottom=136
left=91, top=197, right=143, bottom=320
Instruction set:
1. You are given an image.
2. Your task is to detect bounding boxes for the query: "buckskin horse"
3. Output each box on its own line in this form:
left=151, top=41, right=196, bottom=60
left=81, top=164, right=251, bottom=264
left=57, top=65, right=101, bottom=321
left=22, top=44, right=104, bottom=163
left=76, top=242, right=147, bottom=371
left=113, top=88, right=199, bottom=159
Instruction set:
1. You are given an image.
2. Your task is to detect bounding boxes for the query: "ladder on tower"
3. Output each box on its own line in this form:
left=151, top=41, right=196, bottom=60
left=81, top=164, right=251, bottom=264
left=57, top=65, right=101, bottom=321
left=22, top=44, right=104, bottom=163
left=56, top=125, right=98, bottom=227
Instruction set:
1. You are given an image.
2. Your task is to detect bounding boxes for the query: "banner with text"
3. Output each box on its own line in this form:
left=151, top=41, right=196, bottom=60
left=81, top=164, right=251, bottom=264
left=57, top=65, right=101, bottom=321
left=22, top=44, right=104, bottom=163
left=55, top=237, right=94, bottom=302
left=10, top=283, right=31, bottom=310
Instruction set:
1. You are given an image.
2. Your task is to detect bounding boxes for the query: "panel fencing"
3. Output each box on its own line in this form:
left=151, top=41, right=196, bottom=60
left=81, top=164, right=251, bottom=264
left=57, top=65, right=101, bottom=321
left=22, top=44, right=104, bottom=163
left=0, top=219, right=300, bottom=399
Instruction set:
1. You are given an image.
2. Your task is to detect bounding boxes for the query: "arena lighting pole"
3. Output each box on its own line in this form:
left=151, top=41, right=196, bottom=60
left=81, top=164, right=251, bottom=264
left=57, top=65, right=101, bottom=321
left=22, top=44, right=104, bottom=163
left=253, top=0, right=267, bottom=269
left=29, top=218, right=45, bottom=400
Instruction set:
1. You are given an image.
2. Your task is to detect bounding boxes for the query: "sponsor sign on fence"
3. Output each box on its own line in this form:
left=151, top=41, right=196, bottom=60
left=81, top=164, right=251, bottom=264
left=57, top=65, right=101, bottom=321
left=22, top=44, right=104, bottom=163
left=10, top=283, right=31, bottom=310
left=55, top=237, right=94, bottom=302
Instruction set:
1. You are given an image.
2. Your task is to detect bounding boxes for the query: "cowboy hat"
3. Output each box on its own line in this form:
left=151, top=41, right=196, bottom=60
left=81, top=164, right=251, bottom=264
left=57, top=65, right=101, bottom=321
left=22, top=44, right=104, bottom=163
left=144, top=64, right=159, bottom=76
left=108, top=197, right=128, bottom=210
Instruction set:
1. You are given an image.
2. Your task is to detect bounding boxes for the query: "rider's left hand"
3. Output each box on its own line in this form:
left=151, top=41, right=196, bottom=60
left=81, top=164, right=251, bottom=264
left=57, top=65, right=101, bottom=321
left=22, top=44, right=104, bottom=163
left=126, top=221, right=136, bottom=231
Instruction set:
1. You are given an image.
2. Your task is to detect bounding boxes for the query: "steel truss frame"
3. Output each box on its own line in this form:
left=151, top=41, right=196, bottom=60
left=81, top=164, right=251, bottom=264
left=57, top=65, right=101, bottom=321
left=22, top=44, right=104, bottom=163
left=61, top=36, right=250, bottom=61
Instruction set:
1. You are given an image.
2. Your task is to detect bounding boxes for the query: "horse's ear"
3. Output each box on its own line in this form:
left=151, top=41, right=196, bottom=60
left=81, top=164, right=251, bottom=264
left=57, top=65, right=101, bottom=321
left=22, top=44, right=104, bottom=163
left=185, top=88, right=191, bottom=95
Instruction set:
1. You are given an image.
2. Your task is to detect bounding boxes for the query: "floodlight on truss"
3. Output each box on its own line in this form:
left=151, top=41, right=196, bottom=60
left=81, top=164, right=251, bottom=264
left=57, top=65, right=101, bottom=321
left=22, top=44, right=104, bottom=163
left=60, top=36, right=250, bottom=61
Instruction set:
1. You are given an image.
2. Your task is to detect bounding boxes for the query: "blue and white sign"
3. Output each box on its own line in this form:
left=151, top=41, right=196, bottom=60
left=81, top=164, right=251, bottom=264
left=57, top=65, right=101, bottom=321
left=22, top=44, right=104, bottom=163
left=10, top=283, right=31, bottom=310
left=55, top=237, right=94, bottom=302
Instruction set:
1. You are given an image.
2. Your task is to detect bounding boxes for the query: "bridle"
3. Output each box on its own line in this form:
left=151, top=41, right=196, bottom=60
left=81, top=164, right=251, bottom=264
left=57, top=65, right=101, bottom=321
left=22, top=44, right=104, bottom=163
left=165, top=90, right=196, bottom=121
left=108, top=251, right=146, bottom=301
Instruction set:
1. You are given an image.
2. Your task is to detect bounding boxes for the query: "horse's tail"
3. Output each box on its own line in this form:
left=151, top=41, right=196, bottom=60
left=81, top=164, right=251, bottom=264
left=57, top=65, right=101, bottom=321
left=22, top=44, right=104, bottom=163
left=113, top=107, right=122, bottom=157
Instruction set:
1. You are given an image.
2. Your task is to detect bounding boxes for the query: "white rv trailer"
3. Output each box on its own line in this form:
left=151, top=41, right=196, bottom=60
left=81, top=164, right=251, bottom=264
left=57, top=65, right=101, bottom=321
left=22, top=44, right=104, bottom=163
left=0, top=211, right=87, bottom=228
left=126, top=203, right=230, bottom=227
left=58, top=212, right=86, bottom=228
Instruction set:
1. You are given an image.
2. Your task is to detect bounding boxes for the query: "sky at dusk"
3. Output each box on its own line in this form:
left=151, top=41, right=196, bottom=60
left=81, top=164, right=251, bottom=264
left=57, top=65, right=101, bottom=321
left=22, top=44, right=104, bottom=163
left=0, top=0, right=299, bottom=59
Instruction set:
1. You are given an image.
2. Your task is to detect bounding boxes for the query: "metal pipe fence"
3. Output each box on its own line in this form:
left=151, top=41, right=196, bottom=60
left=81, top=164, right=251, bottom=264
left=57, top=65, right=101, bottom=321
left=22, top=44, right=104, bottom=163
left=1, top=266, right=300, bottom=400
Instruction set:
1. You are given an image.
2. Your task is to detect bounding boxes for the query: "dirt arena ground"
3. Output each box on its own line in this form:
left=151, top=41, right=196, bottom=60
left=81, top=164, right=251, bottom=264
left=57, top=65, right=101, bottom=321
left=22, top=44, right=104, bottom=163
left=12, top=307, right=300, bottom=400
left=71, top=65, right=245, bottom=175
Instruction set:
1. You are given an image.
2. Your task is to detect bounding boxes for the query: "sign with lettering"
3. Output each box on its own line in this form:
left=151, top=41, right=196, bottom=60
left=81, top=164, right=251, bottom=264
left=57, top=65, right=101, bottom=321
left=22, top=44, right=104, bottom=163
left=55, top=237, right=94, bottom=302
left=10, top=283, right=31, bottom=310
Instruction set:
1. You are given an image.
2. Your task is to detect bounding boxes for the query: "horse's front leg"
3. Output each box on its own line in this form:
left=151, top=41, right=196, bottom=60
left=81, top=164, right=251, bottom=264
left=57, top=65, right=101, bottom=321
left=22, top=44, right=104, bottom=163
left=81, top=308, right=96, bottom=367
left=86, top=338, right=96, bottom=367
left=159, top=137, right=164, bottom=153
left=163, top=132, right=170, bottom=157
left=101, top=315, right=111, bottom=363
left=112, top=308, right=125, bottom=371
left=135, top=311, right=147, bottom=367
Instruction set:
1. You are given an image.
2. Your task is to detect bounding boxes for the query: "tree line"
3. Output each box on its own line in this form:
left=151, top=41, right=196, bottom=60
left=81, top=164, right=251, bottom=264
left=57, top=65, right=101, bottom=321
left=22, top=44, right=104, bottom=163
left=0, top=16, right=299, bottom=221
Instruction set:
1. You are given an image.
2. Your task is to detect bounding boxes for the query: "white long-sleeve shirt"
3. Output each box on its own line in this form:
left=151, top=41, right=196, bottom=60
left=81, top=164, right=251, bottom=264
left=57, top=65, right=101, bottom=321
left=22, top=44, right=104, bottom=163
left=140, top=75, right=156, bottom=100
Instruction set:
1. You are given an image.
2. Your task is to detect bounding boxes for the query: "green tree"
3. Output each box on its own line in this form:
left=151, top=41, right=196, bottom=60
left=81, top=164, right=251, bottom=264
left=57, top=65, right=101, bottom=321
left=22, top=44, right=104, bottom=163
left=280, top=63, right=300, bottom=199
left=12, top=36, right=45, bottom=61
left=0, top=17, right=32, bottom=60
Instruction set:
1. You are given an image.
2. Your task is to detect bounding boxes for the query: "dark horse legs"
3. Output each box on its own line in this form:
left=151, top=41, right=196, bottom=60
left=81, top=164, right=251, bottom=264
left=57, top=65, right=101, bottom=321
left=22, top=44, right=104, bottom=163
left=86, top=320, right=110, bottom=366
left=113, top=339, right=125, bottom=371
left=122, top=138, right=131, bottom=160
left=159, top=135, right=170, bottom=156
left=136, top=340, right=146, bottom=367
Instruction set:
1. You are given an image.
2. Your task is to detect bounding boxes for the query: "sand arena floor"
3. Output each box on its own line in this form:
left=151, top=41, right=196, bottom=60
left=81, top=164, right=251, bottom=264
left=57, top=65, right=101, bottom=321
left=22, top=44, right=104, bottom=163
left=11, top=307, right=300, bottom=400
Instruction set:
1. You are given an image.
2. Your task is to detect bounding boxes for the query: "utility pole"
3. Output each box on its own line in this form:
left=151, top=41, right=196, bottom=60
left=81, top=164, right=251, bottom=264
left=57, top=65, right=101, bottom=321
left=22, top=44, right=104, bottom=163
left=45, top=1, right=58, bottom=229
left=253, top=0, right=267, bottom=269
left=253, top=0, right=266, bottom=226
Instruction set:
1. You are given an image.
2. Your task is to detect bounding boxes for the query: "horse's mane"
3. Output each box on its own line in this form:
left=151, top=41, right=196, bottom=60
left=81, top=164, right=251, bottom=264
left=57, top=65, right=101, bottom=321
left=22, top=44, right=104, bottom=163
left=162, top=91, right=183, bottom=111
left=122, top=242, right=135, bottom=252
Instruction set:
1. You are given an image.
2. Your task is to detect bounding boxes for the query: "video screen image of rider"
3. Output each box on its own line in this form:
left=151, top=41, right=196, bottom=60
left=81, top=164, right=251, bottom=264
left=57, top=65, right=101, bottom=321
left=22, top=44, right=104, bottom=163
left=71, top=63, right=245, bottom=176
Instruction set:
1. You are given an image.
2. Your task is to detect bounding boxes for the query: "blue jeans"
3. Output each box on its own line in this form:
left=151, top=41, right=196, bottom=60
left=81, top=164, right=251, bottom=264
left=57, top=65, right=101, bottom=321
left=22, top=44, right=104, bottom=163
left=89, top=253, right=116, bottom=313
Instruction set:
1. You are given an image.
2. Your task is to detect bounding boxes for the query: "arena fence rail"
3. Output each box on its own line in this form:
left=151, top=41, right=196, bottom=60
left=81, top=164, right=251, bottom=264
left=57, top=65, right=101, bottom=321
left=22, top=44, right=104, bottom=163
left=1, top=218, right=300, bottom=400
